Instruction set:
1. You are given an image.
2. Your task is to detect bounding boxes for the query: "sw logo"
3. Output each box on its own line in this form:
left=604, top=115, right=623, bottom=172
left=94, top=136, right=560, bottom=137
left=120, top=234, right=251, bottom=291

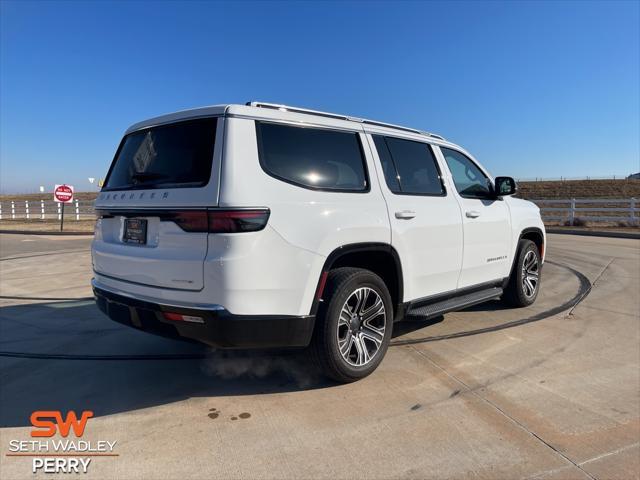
left=30, top=410, right=94, bottom=437
left=8, top=410, right=116, bottom=474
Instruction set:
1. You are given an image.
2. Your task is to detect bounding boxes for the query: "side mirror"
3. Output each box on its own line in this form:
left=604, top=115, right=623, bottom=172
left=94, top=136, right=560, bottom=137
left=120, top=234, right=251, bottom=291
left=494, top=176, right=517, bottom=197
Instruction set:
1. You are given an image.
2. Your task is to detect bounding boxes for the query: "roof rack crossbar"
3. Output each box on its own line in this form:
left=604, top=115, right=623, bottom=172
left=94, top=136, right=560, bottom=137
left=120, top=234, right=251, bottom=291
left=246, top=101, right=445, bottom=140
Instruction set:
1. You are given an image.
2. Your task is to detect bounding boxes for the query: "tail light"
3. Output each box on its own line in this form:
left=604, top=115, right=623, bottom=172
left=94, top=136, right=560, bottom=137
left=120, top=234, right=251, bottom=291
left=166, top=211, right=209, bottom=232
left=170, top=208, right=270, bottom=233
left=207, top=209, right=270, bottom=233
left=94, top=208, right=269, bottom=233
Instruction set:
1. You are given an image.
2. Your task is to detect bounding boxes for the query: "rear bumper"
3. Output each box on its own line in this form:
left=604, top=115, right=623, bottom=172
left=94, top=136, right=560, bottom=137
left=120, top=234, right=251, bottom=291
left=92, top=280, right=315, bottom=349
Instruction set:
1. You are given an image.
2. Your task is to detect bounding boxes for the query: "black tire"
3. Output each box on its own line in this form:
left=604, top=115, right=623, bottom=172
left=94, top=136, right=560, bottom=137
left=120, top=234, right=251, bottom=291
left=503, top=239, right=542, bottom=307
left=310, top=267, right=393, bottom=383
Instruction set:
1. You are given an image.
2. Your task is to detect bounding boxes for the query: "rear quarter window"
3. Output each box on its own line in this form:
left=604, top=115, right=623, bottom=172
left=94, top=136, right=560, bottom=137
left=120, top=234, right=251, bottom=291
left=255, top=122, right=369, bottom=192
left=103, top=118, right=217, bottom=191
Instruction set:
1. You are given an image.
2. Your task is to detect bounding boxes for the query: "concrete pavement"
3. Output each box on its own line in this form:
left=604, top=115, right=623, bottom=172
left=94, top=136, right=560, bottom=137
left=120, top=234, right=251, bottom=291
left=0, top=233, right=638, bottom=479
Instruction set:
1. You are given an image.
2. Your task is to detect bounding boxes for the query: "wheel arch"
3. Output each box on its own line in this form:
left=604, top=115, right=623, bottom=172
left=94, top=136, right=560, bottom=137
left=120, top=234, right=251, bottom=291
left=310, top=243, right=403, bottom=319
left=506, top=227, right=545, bottom=282
left=519, top=227, right=545, bottom=259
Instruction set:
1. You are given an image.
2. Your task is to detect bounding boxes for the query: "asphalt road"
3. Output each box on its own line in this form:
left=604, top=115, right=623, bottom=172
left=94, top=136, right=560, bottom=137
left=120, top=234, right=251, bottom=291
left=0, top=233, right=638, bottom=480
left=0, top=233, right=92, bottom=258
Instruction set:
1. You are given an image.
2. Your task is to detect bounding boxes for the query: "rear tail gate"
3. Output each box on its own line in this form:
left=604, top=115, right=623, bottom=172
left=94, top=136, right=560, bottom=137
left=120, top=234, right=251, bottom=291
left=92, top=208, right=269, bottom=291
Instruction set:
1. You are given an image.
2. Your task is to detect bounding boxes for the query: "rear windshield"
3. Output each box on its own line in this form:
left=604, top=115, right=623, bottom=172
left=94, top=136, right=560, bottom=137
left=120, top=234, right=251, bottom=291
left=103, top=118, right=217, bottom=191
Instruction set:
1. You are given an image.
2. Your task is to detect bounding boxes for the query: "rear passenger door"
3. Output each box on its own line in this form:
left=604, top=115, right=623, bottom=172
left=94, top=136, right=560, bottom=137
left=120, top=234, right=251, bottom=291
left=367, top=133, right=464, bottom=302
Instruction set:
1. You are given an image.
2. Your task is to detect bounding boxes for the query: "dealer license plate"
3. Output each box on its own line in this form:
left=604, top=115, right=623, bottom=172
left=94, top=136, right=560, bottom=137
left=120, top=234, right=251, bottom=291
left=123, top=218, right=147, bottom=245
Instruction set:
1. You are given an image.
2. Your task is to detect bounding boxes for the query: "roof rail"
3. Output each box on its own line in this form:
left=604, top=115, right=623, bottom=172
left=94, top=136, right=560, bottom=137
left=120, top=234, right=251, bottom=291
left=247, top=102, right=364, bottom=123
left=246, top=101, right=445, bottom=141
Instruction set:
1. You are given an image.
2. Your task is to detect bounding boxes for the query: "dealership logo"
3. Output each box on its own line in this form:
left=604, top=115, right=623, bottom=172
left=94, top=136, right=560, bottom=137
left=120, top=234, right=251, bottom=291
left=30, top=410, right=94, bottom=438
left=6, top=410, right=117, bottom=474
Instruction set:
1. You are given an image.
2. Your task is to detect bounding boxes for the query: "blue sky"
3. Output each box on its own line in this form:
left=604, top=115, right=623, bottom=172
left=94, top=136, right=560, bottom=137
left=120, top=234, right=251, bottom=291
left=1, top=0, right=638, bottom=193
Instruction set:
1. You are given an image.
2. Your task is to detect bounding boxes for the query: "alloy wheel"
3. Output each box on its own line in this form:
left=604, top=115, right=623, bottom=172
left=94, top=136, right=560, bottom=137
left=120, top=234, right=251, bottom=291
left=336, top=287, right=386, bottom=367
left=521, top=250, right=539, bottom=298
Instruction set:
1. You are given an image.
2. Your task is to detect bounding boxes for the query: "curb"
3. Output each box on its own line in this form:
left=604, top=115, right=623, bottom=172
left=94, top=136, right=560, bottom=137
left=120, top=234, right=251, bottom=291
left=0, top=230, right=93, bottom=236
left=546, top=228, right=640, bottom=240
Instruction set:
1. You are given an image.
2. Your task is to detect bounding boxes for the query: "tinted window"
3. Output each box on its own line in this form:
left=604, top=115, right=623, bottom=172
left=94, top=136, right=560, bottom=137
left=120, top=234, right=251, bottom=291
left=104, top=118, right=217, bottom=191
left=256, top=122, right=368, bottom=191
left=373, top=135, right=444, bottom=195
left=441, top=147, right=492, bottom=198
left=372, top=136, right=401, bottom=192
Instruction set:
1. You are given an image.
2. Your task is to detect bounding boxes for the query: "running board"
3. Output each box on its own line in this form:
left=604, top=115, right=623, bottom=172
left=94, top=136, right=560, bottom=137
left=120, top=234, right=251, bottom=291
left=405, top=287, right=503, bottom=321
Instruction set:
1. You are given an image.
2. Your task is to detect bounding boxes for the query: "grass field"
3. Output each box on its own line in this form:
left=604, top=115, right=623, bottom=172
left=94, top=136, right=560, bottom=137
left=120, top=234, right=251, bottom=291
left=0, top=219, right=95, bottom=233
left=0, top=191, right=99, bottom=202
left=516, top=178, right=640, bottom=199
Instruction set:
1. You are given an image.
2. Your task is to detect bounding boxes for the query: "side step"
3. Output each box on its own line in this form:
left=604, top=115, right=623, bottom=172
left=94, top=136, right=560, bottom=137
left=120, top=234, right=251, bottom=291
left=405, top=287, right=503, bottom=321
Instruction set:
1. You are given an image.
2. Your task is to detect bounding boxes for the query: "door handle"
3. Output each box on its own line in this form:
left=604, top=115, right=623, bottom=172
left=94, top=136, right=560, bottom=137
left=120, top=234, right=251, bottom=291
left=395, top=210, right=416, bottom=220
left=466, top=210, right=481, bottom=218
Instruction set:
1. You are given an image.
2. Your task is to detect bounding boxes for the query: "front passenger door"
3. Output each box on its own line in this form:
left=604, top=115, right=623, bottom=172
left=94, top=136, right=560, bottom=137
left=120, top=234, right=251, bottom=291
left=439, top=147, right=512, bottom=289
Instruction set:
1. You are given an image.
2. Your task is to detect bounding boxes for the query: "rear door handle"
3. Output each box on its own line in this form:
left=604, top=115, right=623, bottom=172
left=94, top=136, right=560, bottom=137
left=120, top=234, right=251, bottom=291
left=466, top=210, right=481, bottom=218
left=395, top=210, right=416, bottom=220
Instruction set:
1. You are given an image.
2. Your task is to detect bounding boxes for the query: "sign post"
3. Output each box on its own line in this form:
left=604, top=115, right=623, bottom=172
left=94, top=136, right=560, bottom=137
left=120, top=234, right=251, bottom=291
left=53, top=184, right=74, bottom=231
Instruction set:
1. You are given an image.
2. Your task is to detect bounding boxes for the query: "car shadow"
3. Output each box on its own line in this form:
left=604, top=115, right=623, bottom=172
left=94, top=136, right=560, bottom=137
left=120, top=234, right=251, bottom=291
left=0, top=300, right=336, bottom=428
left=392, top=315, right=445, bottom=337
left=0, top=296, right=501, bottom=428
left=463, top=299, right=512, bottom=312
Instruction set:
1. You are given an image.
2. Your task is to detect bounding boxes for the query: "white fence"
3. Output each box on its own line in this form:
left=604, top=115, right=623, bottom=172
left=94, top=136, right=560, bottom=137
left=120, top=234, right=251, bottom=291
left=531, top=198, right=638, bottom=226
left=0, top=200, right=95, bottom=221
left=517, top=175, right=637, bottom=182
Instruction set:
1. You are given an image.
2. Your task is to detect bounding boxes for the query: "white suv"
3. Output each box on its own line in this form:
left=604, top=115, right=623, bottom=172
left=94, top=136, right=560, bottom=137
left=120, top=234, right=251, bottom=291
left=92, top=102, right=545, bottom=382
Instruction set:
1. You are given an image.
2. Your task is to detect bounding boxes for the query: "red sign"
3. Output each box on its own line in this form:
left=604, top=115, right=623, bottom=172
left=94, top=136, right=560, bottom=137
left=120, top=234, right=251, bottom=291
left=54, top=184, right=74, bottom=203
